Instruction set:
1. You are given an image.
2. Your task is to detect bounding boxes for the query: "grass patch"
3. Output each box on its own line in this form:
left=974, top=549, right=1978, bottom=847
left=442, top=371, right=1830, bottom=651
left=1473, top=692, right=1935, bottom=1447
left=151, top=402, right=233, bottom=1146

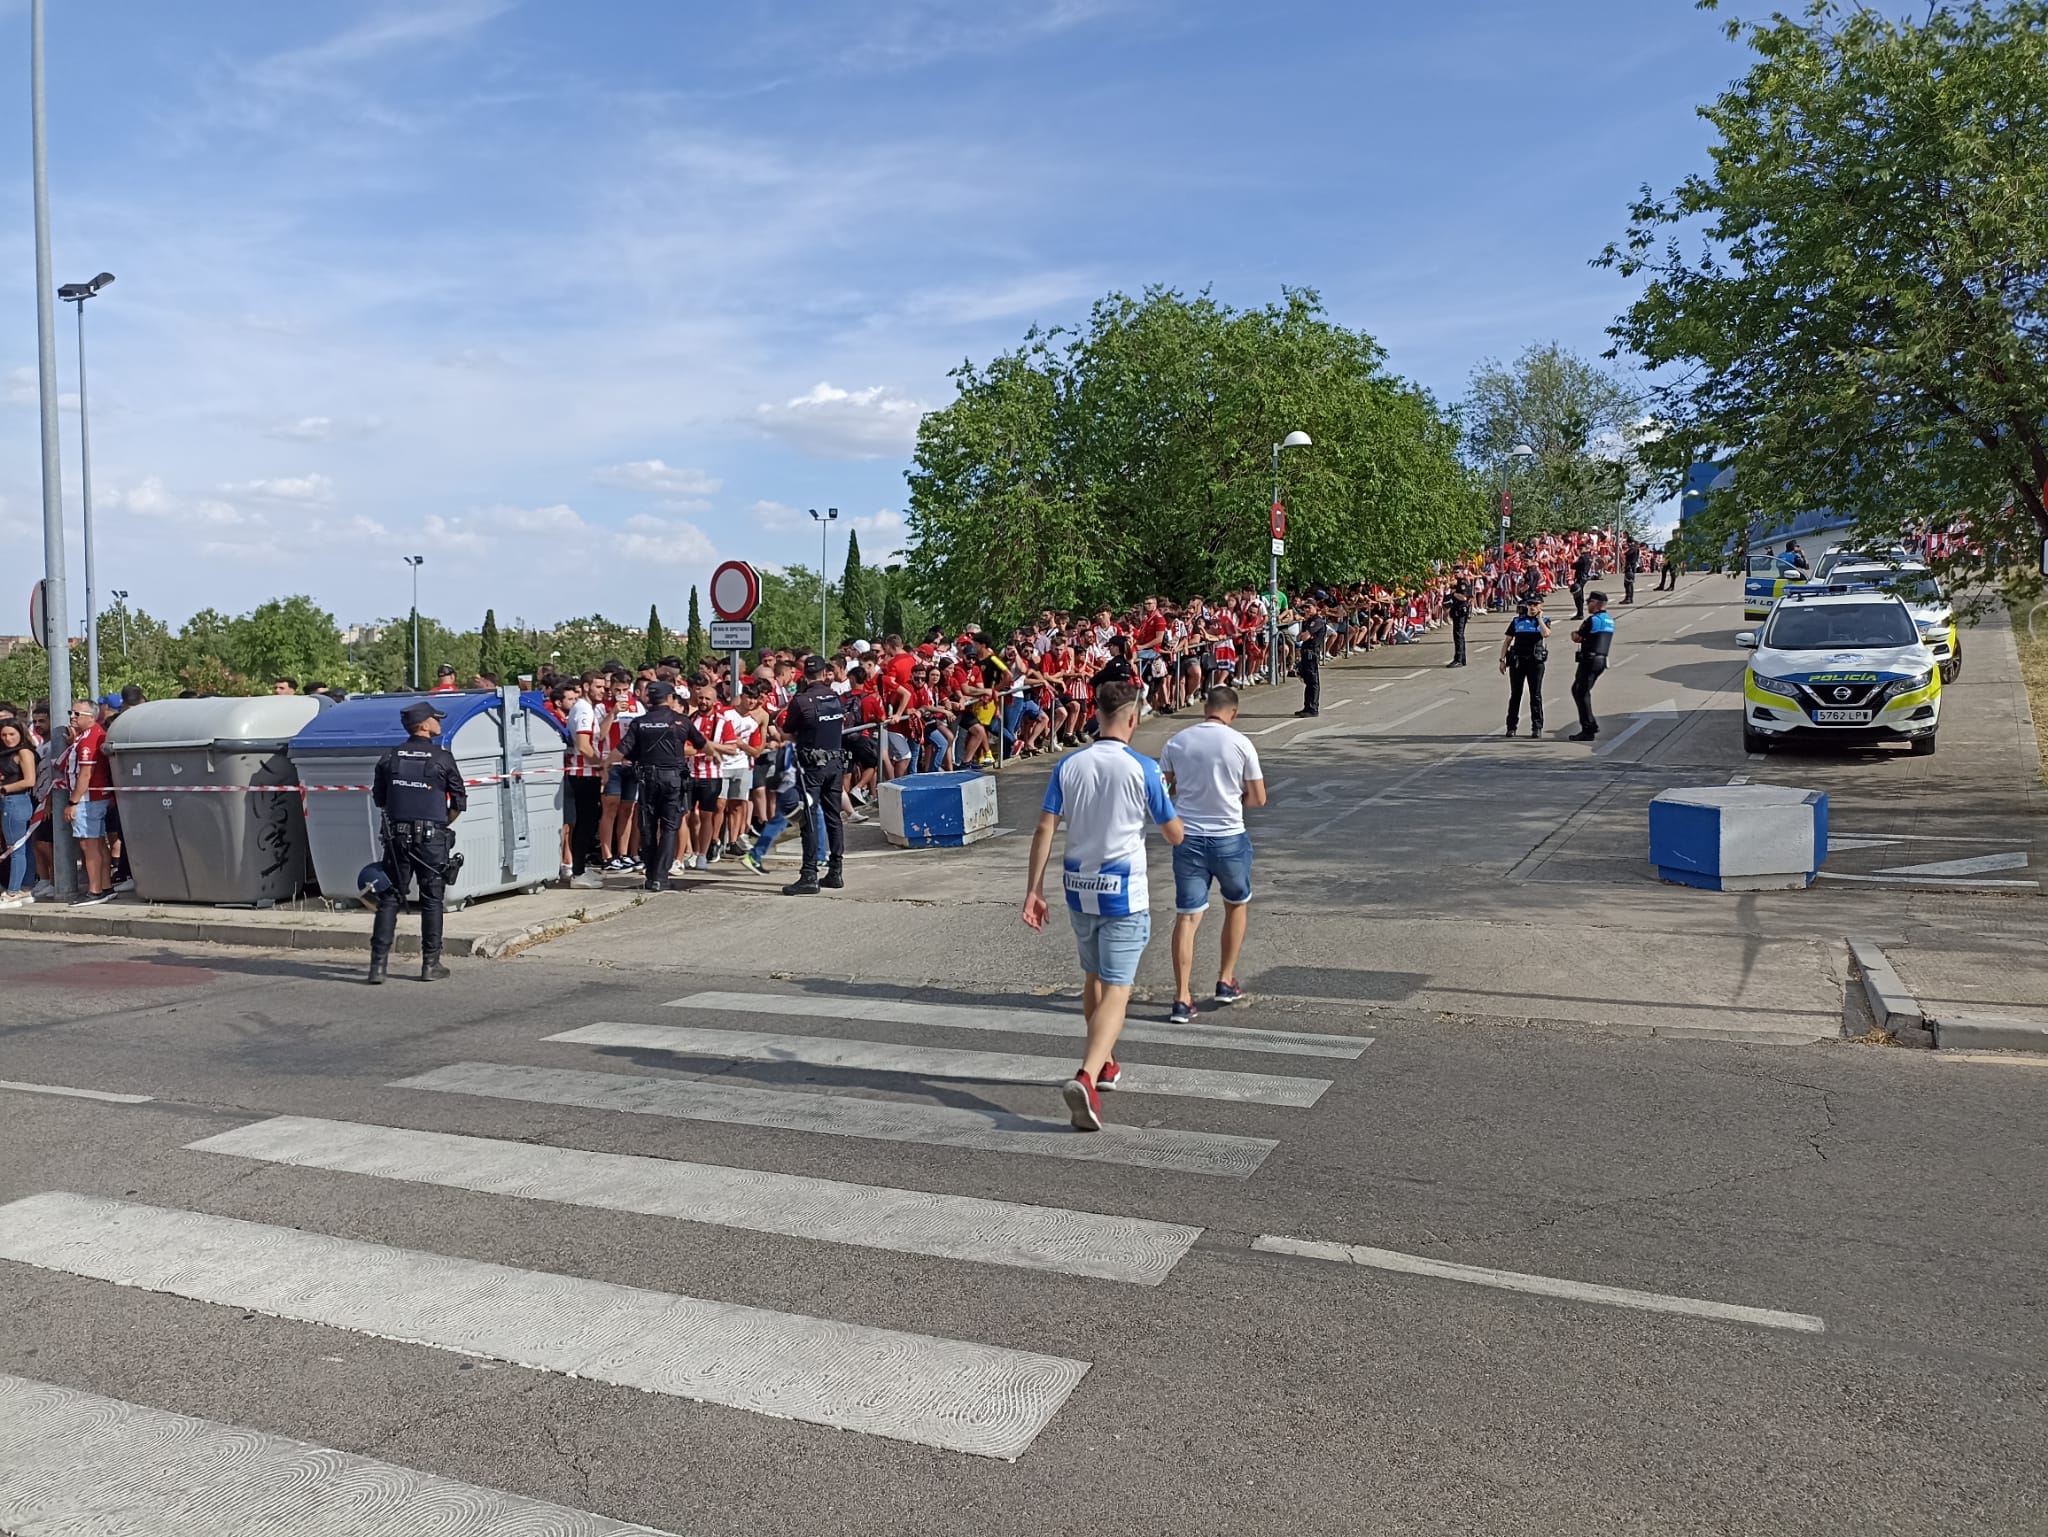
left=2008, top=594, right=2048, bottom=779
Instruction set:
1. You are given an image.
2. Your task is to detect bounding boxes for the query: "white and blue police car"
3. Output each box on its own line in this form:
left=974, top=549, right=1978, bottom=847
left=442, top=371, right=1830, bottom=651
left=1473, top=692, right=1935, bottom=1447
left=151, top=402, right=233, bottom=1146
left=1738, top=585, right=1941, bottom=756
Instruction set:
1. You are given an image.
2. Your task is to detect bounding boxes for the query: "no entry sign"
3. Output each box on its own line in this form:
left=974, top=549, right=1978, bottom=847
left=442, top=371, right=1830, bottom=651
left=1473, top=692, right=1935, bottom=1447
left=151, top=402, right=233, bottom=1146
left=709, top=560, right=761, bottom=621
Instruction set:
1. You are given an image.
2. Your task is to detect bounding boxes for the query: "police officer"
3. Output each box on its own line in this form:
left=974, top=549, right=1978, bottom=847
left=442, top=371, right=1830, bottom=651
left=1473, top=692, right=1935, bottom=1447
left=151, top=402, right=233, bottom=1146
left=779, top=654, right=847, bottom=895
left=1498, top=595, right=1551, bottom=739
left=620, top=680, right=708, bottom=892
left=367, top=699, right=466, bottom=984
left=1293, top=601, right=1331, bottom=717
left=1445, top=579, right=1473, bottom=667
left=1569, top=591, right=1616, bottom=742
left=1622, top=540, right=1642, bottom=604
left=1569, top=545, right=1594, bottom=620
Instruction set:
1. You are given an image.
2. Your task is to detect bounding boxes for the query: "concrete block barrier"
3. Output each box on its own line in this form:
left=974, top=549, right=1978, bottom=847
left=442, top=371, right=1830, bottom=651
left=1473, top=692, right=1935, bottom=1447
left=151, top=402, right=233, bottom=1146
left=879, top=771, right=999, bottom=849
left=1649, top=784, right=1828, bottom=892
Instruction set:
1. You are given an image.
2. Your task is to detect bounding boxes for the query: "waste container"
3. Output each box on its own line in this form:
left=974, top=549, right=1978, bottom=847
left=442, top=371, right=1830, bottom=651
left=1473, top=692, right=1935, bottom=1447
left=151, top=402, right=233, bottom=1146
left=106, top=696, right=327, bottom=905
left=290, top=689, right=566, bottom=910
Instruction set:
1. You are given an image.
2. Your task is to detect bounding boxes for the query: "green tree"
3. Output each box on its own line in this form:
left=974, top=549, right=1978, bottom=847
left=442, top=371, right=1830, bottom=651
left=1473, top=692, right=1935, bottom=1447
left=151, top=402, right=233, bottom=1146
left=686, top=585, right=706, bottom=666
left=478, top=609, right=502, bottom=681
left=1601, top=0, right=2048, bottom=583
left=1463, top=343, right=1642, bottom=536
left=643, top=603, right=665, bottom=667
left=232, top=596, right=347, bottom=686
left=880, top=570, right=907, bottom=640
left=839, top=528, right=867, bottom=641
left=753, top=566, right=830, bottom=654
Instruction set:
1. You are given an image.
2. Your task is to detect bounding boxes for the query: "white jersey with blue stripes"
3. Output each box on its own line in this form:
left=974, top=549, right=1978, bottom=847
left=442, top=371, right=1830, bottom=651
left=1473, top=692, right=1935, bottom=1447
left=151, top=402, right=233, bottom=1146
left=1042, top=740, right=1177, bottom=915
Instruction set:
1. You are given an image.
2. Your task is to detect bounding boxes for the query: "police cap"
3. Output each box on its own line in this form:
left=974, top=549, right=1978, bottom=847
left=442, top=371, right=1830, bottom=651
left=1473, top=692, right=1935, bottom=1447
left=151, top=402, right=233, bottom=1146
left=400, top=700, right=445, bottom=729
left=801, top=654, right=830, bottom=680
left=645, top=680, right=676, bottom=702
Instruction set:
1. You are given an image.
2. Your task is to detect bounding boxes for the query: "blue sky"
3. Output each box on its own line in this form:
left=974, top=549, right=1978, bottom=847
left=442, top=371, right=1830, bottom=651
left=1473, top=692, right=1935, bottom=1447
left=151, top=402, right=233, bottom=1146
left=0, top=0, right=1746, bottom=631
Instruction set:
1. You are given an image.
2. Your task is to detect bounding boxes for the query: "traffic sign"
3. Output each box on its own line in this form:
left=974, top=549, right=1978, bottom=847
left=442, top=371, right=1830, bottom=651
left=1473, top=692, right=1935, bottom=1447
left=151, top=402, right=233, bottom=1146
left=27, top=580, right=48, bottom=649
left=1270, top=502, right=1286, bottom=540
left=709, top=560, right=761, bottom=621
left=1501, top=514, right=1512, bottom=531
left=708, top=619, right=755, bottom=651
left=1270, top=537, right=1285, bottom=556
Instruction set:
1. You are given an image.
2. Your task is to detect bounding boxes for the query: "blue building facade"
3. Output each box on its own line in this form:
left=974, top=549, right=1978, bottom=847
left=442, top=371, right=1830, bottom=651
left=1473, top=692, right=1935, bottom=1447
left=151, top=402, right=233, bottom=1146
left=1679, top=462, right=1854, bottom=549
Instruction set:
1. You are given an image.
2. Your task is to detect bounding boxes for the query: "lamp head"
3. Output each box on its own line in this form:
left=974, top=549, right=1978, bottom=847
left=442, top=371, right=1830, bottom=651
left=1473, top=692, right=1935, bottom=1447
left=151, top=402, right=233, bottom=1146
left=1510, top=443, right=1536, bottom=459
left=1279, top=431, right=1313, bottom=450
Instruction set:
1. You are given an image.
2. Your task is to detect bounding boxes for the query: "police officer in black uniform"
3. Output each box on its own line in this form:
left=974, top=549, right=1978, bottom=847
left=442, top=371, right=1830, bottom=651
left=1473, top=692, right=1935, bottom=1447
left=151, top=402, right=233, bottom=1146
left=1622, top=540, right=1642, bottom=604
left=1293, top=601, right=1331, bottom=717
left=1569, top=546, right=1595, bottom=619
left=1445, top=579, right=1473, bottom=667
left=367, top=699, right=466, bottom=984
left=780, top=654, right=847, bottom=895
left=1569, top=591, right=1615, bottom=741
left=1498, top=595, right=1552, bottom=739
left=620, top=680, right=709, bottom=892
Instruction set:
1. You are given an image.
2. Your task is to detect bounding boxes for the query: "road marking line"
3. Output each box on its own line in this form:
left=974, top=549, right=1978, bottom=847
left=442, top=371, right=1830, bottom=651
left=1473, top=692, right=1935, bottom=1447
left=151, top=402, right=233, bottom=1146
left=1289, top=722, right=1364, bottom=745
left=1369, top=681, right=1399, bottom=692
left=1364, top=697, right=1451, bottom=734
left=666, top=991, right=1370, bottom=1059
left=0, top=1078, right=151, bottom=1105
left=395, top=1062, right=1277, bottom=1179
left=1247, top=721, right=1297, bottom=737
left=1674, top=620, right=1699, bottom=636
left=0, top=1193, right=1088, bottom=1460
left=549, top=1022, right=1332, bottom=1107
left=1326, top=699, right=1353, bottom=709
left=1252, top=1235, right=1824, bottom=1334
left=1873, top=851, right=2027, bottom=878
left=1399, top=669, right=1428, bottom=680
left=193, top=1116, right=1200, bottom=1286
left=0, top=1372, right=682, bottom=1536
left=1817, top=871, right=2038, bottom=891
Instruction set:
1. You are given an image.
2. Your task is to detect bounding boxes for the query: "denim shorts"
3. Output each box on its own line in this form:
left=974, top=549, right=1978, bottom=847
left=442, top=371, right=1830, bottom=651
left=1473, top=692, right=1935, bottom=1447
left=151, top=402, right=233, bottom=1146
left=1069, top=908, right=1151, bottom=986
left=604, top=765, right=640, bottom=801
left=72, top=797, right=109, bottom=839
left=1172, top=832, right=1253, bottom=914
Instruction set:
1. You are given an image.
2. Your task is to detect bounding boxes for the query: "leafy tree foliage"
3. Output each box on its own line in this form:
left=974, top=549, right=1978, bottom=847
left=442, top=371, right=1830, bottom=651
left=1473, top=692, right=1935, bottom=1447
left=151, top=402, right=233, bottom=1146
left=907, top=288, right=1477, bottom=631
left=1463, top=343, right=1643, bottom=536
left=1602, top=0, right=2048, bottom=582
left=839, top=529, right=867, bottom=643
left=686, top=585, right=706, bottom=666
left=643, top=604, right=665, bottom=667
left=478, top=609, right=502, bottom=681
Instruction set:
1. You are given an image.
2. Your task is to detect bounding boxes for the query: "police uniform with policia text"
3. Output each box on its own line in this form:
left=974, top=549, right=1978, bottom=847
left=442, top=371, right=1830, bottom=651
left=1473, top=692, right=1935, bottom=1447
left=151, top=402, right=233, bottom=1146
left=366, top=699, right=466, bottom=984
left=780, top=656, right=847, bottom=895
left=1500, top=599, right=1551, bottom=739
left=1293, top=604, right=1331, bottom=717
left=1569, top=592, right=1615, bottom=742
left=619, top=680, right=709, bottom=891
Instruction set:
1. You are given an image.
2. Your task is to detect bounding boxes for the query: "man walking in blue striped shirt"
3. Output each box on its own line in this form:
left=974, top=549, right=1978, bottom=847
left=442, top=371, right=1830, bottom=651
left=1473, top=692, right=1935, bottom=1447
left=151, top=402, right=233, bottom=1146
left=1022, top=680, right=1186, bottom=1130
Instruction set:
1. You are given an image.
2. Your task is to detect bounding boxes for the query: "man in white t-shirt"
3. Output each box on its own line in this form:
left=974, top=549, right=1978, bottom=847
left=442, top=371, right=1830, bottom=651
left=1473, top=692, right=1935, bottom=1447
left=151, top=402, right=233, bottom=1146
left=1157, top=684, right=1267, bottom=1021
left=1023, top=679, right=1184, bottom=1131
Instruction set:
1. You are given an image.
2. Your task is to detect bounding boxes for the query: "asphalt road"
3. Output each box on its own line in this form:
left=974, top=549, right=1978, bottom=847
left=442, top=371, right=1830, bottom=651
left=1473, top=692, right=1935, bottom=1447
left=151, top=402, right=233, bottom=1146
left=2, top=576, right=2044, bottom=1535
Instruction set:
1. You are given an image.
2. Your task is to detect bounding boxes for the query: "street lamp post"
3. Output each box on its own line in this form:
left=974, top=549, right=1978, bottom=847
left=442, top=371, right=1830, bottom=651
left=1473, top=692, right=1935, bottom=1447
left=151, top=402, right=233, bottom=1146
left=110, top=589, right=128, bottom=657
left=1268, top=431, right=1312, bottom=686
left=1497, top=444, right=1536, bottom=603
left=57, top=272, right=113, bottom=700
left=404, top=555, right=425, bottom=688
left=809, top=507, right=838, bottom=657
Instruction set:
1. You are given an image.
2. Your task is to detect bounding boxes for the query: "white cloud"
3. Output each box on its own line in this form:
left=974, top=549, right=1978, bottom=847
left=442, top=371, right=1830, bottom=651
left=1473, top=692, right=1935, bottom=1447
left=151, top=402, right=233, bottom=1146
left=593, top=459, right=723, bottom=496
left=753, top=383, right=926, bottom=460
left=221, top=473, right=336, bottom=504
left=750, top=499, right=807, bottom=532
left=478, top=502, right=587, bottom=535
left=849, top=508, right=905, bottom=535
left=110, top=477, right=177, bottom=516
left=263, top=414, right=387, bottom=442
left=103, top=477, right=266, bottom=531
left=612, top=515, right=717, bottom=568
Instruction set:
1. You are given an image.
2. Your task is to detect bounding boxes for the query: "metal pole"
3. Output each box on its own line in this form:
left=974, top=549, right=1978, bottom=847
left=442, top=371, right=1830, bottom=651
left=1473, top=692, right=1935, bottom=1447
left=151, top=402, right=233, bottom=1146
left=31, top=0, right=76, bottom=898
left=1267, top=442, right=1281, bottom=687
left=820, top=516, right=828, bottom=657
left=1497, top=455, right=1511, bottom=605
left=410, top=560, right=420, bottom=689
left=74, top=296, right=98, bottom=700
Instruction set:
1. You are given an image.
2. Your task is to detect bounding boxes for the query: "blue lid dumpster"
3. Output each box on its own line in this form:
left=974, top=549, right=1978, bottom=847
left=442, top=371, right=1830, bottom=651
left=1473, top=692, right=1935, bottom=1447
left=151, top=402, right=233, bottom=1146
left=878, top=771, right=998, bottom=848
left=106, top=695, right=327, bottom=905
left=290, top=689, right=566, bottom=909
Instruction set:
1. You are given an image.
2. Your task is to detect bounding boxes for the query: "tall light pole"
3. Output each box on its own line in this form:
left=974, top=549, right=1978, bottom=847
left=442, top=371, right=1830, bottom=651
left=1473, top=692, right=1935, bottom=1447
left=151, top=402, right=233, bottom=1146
left=57, top=272, right=113, bottom=700
left=404, top=555, right=424, bottom=688
left=1497, top=443, right=1536, bottom=598
left=110, top=589, right=128, bottom=657
left=809, top=506, right=838, bottom=657
left=1267, top=432, right=1312, bottom=685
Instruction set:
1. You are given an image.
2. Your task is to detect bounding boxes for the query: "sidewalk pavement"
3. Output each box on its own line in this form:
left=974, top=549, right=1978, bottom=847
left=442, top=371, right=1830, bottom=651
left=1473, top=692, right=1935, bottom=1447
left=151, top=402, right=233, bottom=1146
left=1875, top=937, right=2048, bottom=1053
left=0, top=881, right=644, bottom=959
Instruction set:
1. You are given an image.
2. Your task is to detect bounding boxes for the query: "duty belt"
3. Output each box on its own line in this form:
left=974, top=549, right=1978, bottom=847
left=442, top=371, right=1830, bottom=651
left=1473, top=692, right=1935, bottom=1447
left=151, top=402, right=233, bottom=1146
left=797, top=747, right=848, bottom=764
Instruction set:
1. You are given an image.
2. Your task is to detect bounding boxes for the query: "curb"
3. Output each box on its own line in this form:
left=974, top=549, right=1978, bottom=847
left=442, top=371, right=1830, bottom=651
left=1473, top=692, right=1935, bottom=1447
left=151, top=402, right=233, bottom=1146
left=1931, top=1013, right=2048, bottom=1054
left=470, top=892, right=645, bottom=958
left=1846, top=936, right=1925, bottom=1035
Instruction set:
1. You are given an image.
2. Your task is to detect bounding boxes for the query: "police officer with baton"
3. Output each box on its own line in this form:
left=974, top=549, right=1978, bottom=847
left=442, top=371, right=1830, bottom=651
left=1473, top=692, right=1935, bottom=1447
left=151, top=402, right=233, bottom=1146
left=620, top=680, right=708, bottom=891
left=366, top=699, right=466, bottom=984
left=780, top=654, right=848, bottom=895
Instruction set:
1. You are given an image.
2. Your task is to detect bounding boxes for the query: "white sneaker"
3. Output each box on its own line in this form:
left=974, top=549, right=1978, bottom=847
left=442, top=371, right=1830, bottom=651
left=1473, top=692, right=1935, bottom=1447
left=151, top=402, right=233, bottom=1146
left=670, top=861, right=687, bottom=878
left=558, top=863, right=572, bottom=883
left=571, top=871, right=605, bottom=889
left=0, top=890, right=25, bottom=907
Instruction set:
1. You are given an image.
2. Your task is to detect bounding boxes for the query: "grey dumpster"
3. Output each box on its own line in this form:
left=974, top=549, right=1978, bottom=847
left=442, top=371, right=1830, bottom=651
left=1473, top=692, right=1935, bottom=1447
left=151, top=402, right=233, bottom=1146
left=290, top=689, right=566, bottom=910
left=106, top=696, right=326, bottom=905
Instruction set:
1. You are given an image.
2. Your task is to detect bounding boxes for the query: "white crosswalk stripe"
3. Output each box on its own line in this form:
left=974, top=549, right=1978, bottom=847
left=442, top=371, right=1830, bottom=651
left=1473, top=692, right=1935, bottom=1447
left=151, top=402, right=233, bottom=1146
left=666, top=989, right=1371, bottom=1059
left=547, top=1021, right=1333, bottom=1106
left=191, top=1115, right=1203, bottom=1285
left=394, top=1061, right=1277, bottom=1177
left=0, top=1371, right=679, bottom=1535
left=0, top=1192, right=1088, bottom=1460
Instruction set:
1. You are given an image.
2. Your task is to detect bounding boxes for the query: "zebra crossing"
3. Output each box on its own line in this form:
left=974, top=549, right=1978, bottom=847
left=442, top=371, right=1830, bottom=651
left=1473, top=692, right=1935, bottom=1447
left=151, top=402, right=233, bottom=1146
left=0, top=983, right=1371, bottom=1528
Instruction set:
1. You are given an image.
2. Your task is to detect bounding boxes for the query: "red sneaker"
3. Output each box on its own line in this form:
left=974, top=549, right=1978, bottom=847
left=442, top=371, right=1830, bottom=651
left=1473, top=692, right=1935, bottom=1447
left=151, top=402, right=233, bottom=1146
left=1061, top=1070, right=1103, bottom=1131
left=1097, top=1058, right=1123, bottom=1092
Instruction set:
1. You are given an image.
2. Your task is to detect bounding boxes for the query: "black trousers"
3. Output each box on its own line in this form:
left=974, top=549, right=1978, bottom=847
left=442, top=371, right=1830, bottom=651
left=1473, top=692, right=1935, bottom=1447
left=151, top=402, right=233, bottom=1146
left=1570, top=583, right=1587, bottom=620
left=1623, top=570, right=1637, bottom=603
left=1451, top=614, right=1468, bottom=664
left=371, top=820, right=450, bottom=964
left=797, top=755, right=846, bottom=875
left=637, top=769, right=686, bottom=888
left=1299, top=662, right=1321, bottom=715
left=1572, top=658, right=1608, bottom=735
left=1507, top=656, right=1546, bottom=733
left=567, top=775, right=602, bottom=874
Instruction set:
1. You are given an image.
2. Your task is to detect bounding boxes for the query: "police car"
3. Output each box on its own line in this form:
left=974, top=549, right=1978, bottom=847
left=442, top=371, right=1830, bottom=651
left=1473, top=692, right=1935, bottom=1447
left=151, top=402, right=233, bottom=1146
left=1742, top=551, right=1808, bottom=622
left=1738, top=586, right=1941, bottom=755
left=1825, top=561, right=1961, bottom=683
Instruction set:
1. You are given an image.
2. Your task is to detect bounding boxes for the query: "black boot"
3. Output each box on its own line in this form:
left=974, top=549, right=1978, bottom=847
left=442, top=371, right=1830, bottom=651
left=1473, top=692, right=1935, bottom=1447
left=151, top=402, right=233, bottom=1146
left=366, top=954, right=388, bottom=986
left=782, top=868, right=821, bottom=896
left=820, top=865, right=845, bottom=890
left=420, top=957, right=451, bottom=981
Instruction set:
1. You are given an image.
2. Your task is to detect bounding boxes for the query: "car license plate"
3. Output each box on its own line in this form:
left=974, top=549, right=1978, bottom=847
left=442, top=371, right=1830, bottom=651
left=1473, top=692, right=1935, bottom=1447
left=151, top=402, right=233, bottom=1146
left=1814, top=709, right=1872, bottom=724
